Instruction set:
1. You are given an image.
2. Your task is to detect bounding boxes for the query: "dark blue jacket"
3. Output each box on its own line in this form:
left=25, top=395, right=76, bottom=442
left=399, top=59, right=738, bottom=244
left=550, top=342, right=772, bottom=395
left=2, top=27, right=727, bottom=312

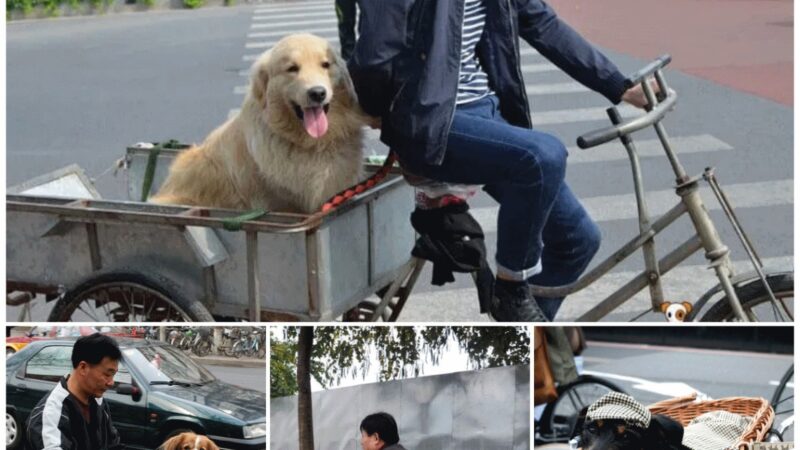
left=348, top=0, right=628, bottom=169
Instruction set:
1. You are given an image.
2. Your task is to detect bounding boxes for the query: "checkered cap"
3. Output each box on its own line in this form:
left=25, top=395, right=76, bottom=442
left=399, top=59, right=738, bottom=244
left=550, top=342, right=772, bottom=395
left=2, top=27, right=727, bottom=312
left=683, top=410, right=752, bottom=450
left=585, top=392, right=651, bottom=429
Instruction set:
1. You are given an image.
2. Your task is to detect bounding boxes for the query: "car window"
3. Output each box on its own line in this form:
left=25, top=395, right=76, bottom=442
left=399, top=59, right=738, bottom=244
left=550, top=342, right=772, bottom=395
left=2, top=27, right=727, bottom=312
left=123, top=345, right=216, bottom=384
left=115, top=360, right=133, bottom=386
left=24, top=346, right=72, bottom=382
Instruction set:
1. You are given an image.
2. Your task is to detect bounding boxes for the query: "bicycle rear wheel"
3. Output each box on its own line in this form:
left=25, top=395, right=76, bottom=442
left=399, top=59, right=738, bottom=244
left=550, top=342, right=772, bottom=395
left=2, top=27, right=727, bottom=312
left=537, top=375, right=625, bottom=444
left=700, top=272, right=793, bottom=322
left=770, top=364, right=794, bottom=442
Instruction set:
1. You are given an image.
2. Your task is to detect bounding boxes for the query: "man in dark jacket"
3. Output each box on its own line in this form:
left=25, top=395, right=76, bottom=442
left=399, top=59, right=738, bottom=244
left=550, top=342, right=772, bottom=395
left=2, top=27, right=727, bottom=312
left=348, top=0, right=651, bottom=321
left=360, top=412, right=406, bottom=450
left=26, top=333, right=123, bottom=450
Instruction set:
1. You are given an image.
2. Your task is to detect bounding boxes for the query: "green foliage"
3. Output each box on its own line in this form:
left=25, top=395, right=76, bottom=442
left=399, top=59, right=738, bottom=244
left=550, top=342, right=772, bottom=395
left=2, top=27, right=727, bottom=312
left=8, top=0, right=35, bottom=16
left=182, top=0, right=201, bottom=9
left=270, top=332, right=329, bottom=398
left=271, top=326, right=530, bottom=396
left=42, top=0, right=61, bottom=16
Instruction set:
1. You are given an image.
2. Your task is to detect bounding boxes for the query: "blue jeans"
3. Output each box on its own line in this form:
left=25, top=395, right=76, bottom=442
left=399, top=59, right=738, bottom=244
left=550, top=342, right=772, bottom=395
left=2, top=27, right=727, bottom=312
left=408, top=95, right=601, bottom=319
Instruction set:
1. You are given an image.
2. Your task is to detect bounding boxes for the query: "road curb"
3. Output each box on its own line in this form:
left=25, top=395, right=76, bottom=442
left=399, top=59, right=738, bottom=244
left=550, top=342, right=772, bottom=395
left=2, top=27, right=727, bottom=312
left=191, top=355, right=265, bottom=368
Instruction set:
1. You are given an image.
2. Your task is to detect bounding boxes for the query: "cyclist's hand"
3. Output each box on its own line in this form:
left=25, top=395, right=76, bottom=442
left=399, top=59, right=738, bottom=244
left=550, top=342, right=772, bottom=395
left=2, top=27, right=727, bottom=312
left=621, top=79, right=662, bottom=109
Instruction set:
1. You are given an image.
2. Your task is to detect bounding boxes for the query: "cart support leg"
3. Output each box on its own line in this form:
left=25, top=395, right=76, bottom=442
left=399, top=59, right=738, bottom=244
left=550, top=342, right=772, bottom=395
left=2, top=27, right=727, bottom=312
left=370, top=257, right=425, bottom=322
left=246, top=231, right=261, bottom=321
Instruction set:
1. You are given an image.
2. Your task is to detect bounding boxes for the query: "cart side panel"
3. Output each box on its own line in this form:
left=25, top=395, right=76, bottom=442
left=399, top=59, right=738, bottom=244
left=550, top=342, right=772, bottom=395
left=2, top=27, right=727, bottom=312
left=214, top=230, right=311, bottom=315
left=370, top=183, right=415, bottom=283
left=317, top=205, right=370, bottom=318
left=95, top=222, right=207, bottom=299
left=7, top=211, right=94, bottom=287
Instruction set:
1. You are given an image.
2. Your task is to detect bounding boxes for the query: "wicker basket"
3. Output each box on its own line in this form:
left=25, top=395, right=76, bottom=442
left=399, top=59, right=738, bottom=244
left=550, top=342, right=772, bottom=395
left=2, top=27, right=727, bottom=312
left=648, top=393, right=774, bottom=449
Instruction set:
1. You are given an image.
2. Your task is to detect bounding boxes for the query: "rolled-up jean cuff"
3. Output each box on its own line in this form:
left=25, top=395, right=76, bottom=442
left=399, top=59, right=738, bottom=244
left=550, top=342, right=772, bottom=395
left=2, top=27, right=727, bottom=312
left=496, top=258, right=542, bottom=281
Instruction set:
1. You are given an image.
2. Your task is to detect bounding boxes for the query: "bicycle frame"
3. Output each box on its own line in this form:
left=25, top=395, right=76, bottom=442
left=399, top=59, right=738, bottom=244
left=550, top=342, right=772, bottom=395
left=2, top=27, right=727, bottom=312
left=529, top=56, right=784, bottom=322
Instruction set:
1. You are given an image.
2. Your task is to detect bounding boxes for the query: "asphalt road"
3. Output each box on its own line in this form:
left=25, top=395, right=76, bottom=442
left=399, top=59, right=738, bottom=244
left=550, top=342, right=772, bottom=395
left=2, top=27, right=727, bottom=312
left=201, top=363, right=266, bottom=393
left=6, top=0, right=793, bottom=322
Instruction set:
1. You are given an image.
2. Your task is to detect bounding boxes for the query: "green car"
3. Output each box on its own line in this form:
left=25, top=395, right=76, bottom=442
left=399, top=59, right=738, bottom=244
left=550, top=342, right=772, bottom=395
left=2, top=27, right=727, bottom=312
left=6, top=338, right=266, bottom=449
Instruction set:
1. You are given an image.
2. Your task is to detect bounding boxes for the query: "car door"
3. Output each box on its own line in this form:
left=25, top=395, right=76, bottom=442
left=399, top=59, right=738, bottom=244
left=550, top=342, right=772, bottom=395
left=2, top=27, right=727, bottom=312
left=102, top=358, right=150, bottom=447
left=9, top=344, right=72, bottom=424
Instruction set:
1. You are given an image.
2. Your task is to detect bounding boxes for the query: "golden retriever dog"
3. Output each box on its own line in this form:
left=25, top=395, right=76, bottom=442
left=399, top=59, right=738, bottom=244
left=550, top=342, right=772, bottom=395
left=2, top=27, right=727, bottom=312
left=150, top=33, right=365, bottom=214
left=159, top=431, right=219, bottom=450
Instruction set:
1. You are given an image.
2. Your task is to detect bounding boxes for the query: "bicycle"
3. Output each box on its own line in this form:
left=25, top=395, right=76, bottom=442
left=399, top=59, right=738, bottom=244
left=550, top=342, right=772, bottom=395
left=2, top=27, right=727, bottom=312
left=191, top=328, right=214, bottom=357
left=530, top=55, right=793, bottom=322
left=766, top=364, right=794, bottom=443
left=535, top=374, right=625, bottom=445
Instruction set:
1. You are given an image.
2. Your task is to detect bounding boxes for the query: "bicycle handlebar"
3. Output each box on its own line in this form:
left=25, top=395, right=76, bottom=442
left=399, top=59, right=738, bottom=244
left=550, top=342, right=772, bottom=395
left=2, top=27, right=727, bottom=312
left=623, top=54, right=672, bottom=89
left=577, top=54, right=676, bottom=150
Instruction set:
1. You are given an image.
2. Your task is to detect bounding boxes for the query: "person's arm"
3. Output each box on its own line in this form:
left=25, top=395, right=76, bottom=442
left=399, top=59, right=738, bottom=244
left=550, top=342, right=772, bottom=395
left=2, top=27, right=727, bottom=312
left=346, top=0, right=412, bottom=118
left=103, top=402, right=124, bottom=449
left=335, top=0, right=357, bottom=61
left=26, top=404, right=73, bottom=450
left=514, top=0, right=627, bottom=104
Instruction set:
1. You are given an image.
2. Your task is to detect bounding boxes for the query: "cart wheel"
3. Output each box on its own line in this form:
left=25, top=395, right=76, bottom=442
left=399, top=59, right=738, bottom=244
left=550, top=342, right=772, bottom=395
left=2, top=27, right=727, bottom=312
left=49, top=272, right=214, bottom=322
left=700, top=271, right=794, bottom=322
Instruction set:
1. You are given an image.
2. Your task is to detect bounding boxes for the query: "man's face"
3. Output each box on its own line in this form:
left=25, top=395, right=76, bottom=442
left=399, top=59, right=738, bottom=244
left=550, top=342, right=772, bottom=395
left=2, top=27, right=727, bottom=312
left=360, top=430, right=383, bottom=450
left=77, top=357, right=119, bottom=398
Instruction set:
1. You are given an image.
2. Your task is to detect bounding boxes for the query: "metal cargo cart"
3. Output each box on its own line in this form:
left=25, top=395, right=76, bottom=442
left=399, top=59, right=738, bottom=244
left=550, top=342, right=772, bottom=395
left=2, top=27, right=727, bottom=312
left=7, top=143, right=424, bottom=322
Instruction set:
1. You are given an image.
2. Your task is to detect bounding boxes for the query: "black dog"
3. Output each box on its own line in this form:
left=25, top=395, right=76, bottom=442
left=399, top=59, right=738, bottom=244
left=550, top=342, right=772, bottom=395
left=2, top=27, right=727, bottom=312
left=576, top=410, right=690, bottom=450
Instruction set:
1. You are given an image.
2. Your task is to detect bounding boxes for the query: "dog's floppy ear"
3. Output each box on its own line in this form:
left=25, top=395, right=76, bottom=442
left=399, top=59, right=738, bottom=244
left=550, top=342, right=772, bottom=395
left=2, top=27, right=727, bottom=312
left=207, top=437, right=221, bottom=450
left=648, top=414, right=684, bottom=448
left=158, top=433, right=183, bottom=450
left=250, top=50, right=272, bottom=104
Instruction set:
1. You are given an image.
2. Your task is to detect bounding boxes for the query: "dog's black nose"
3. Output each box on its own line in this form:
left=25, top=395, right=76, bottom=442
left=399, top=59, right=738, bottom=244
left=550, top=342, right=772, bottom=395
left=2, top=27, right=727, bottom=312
left=307, top=86, right=327, bottom=104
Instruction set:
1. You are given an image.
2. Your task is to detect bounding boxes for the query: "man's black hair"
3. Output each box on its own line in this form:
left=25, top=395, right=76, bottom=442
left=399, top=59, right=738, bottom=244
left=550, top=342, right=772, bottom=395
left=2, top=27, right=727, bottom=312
left=71, top=333, right=122, bottom=368
left=360, top=412, right=399, bottom=445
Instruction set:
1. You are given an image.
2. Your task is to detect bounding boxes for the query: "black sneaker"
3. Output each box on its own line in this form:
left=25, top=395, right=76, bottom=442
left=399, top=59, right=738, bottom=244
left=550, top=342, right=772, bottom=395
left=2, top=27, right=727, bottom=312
left=490, top=279, right=550, bottom=322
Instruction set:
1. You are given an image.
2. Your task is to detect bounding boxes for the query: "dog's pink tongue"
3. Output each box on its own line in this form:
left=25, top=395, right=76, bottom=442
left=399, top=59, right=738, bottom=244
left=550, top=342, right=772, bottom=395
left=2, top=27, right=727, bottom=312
left=303, top=107, right=328, bottom=138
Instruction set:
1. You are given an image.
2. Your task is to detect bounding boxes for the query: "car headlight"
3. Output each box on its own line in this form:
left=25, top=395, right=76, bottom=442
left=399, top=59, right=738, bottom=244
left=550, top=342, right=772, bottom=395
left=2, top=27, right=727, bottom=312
left=243, top=422, right=266, bottom=439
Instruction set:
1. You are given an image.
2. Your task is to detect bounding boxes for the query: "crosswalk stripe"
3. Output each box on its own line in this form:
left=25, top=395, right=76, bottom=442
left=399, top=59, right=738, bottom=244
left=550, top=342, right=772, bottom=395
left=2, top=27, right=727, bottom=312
left=251, top=10, right=334, bottom=23
left=555, top=256, right=794, bottom=319
left=254, top=2, right=331, bottom=13
left=246, top=29, right=338, bottom=49
left=520, top=62, right=559, bottom=74
left=566, top=134, right=733, bottom=164
left=470, top=179, right=793, bottom=232
left=249, top=18, right=337, bottom=32
left=532, top=104, right=640, bottom=125
left=520, top=48, right=541, bottom=57
left=526, top=81, right=588, bottom=95
left=248, top=25, right=338, bottom=39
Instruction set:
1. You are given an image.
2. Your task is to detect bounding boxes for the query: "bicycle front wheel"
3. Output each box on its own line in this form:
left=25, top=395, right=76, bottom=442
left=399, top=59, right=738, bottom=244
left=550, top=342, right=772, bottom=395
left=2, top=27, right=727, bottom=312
left=538, top=375, right=625, bottom=443
left=700, top=271, right=793, bottom=322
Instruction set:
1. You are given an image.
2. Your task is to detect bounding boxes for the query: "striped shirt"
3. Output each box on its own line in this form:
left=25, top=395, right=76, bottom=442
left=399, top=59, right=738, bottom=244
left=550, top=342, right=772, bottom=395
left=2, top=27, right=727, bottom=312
left=456, top=0, right=495, bottom=105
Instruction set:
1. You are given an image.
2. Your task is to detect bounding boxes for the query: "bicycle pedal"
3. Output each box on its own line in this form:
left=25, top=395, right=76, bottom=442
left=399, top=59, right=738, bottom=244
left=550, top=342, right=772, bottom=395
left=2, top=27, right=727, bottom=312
left=660, top=301, right=692, bottom=322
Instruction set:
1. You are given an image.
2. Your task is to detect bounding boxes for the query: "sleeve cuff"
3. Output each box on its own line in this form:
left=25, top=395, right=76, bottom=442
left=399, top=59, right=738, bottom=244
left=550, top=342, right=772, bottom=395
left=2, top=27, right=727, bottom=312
left=605, top=70, right=628, bottom=105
